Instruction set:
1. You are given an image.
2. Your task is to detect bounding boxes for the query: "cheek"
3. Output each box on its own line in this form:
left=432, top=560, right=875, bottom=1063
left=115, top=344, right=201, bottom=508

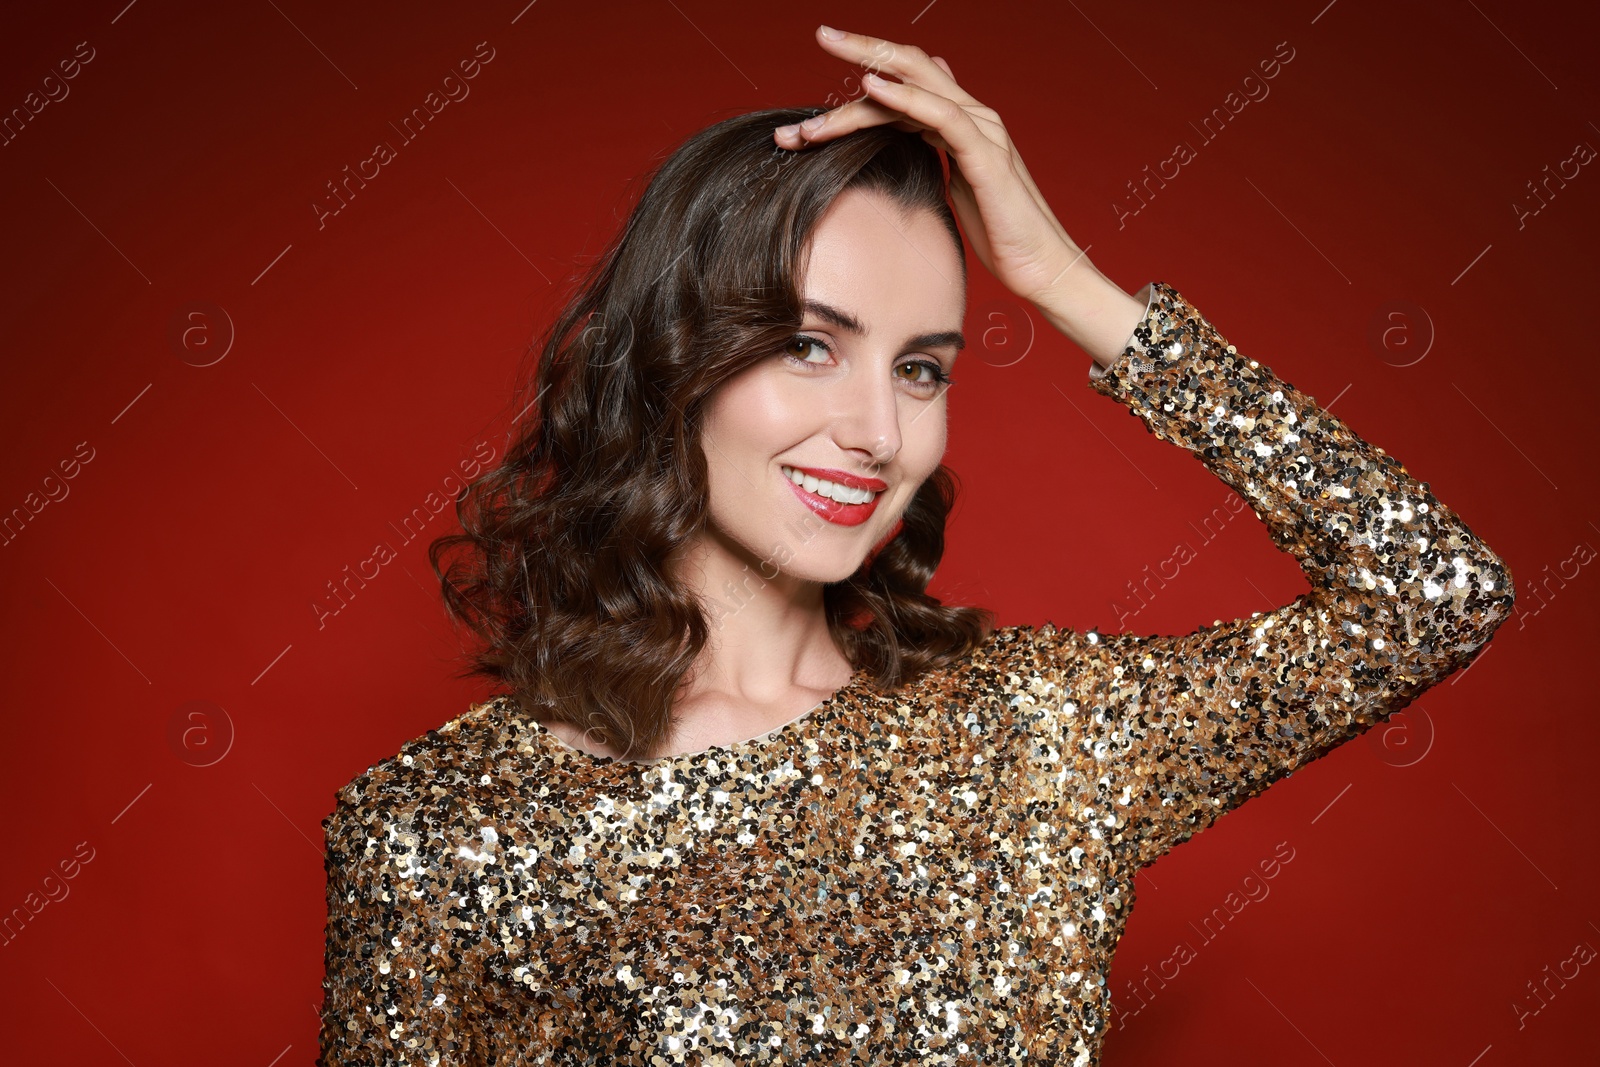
left=904, top=404, right=948, bottom=473
left=699, top=381, right=796, bottom=504
left=707, top=372, right=808, bottom=448
left=881, top=411, right=946, bottom=516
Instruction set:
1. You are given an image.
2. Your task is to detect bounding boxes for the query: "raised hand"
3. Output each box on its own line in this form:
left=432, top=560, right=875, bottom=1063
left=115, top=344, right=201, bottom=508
left=774, top=24, right=1139, bottom=359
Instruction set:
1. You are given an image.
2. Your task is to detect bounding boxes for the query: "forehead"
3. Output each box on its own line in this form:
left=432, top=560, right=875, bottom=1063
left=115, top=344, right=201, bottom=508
left=800, top=188, right=965, bottom=326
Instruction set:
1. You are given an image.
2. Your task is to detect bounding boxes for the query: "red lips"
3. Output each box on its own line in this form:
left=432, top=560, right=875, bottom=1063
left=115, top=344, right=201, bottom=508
left=782, top=465, right=883, bottom=527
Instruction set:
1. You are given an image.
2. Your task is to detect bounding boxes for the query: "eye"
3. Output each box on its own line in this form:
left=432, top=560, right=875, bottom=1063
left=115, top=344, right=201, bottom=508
left=780, top=334, right=956, bottom=394
left=781, top=333, right=833, bottom=366
left=896, top=359, right=956, bottom=392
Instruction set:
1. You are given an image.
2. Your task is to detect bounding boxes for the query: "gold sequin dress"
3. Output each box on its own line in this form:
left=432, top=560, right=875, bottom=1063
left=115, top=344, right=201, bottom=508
left=318, top=282, right=1515, bottom=1066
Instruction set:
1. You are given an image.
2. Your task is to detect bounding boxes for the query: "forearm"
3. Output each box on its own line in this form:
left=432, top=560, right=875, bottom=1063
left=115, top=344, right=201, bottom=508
left=1033, top=281, right=1516, bottom=867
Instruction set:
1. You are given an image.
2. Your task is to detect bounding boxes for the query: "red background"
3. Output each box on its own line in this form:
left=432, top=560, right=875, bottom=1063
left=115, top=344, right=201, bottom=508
left=3, top=1, right=1596, bottom=1063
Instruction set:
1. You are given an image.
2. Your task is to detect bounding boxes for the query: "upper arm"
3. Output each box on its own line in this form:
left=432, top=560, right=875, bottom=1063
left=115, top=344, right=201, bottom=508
left=1032, top=281, right=1517, bottom=869
left=1038, top=593, right=1452, bottom=869
left=317, top=795, right=477, bottom=1066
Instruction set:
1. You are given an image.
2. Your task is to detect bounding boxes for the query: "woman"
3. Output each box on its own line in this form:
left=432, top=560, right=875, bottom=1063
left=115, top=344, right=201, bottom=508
left=317, top=26, right=1515, bottom=1066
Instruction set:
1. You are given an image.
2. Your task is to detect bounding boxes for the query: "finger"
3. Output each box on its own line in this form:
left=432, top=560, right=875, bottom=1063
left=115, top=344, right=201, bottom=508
left=930, top=56, right=953, bottom=79
left=773, top=95, right=922, bottom=148
left=857, top=73, right=999, bottom=165
left=814, top=27, right=979, bottom=106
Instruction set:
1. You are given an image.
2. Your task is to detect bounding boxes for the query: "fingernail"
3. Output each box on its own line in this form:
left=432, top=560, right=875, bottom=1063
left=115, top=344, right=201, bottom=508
left=818, top=25, right=845, bottom=40
left=775, top=124, right=799, bottom=137
left=800, top=114, right=826, bottom=131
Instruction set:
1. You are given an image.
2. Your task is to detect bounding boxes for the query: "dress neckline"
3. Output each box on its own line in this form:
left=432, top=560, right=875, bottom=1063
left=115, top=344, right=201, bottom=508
left=516, top=666, right=869, bottom=773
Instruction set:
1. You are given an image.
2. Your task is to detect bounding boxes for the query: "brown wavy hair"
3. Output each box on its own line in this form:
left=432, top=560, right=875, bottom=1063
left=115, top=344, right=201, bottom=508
left=428, top=105, right=997, bottom=759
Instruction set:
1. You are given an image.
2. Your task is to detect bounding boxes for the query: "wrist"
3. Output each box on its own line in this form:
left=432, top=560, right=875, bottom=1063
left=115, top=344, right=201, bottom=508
left=1034, top=270, right=1146, bottom=367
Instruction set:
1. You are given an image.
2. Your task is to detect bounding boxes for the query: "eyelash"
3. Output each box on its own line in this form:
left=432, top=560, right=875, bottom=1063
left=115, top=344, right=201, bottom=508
left=781, top=333, right=955, bottom=391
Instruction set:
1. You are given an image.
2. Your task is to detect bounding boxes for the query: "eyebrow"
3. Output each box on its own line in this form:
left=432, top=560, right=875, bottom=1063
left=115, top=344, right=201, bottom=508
left=803, top=298, right=965, bottom=352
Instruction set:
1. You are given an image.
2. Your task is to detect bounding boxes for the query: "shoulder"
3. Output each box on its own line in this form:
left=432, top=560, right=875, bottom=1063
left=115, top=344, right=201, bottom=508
left=320, top=694, right=563, bottom=993
left=893, top=624, right=1092, bottom=797
left=954, top=620, right=1090, bottom=679
left=910, top=621, right=1089, bottom=727
left=319, top=698, right=555, bottom=1055
left=323, top=694, right=533, bottom=863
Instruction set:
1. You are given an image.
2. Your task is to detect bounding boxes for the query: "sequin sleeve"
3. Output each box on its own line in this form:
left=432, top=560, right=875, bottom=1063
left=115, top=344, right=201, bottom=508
left=317, top=789, right=481, bottom=1066
left=1034, top=280, right=1517, bottom=870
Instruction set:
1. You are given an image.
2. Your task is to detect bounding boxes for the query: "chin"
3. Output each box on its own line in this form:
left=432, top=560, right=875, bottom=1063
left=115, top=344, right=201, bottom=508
left=787, top=556, right=870, bottom=586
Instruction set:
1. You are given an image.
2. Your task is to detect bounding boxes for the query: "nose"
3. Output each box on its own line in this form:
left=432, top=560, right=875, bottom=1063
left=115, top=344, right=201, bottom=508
left=834, top=368, right=903, bottom=478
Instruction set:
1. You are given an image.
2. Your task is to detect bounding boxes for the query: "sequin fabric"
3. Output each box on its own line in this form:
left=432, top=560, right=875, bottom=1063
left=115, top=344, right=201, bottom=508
left=318, top=282, right=1516, bottom=1066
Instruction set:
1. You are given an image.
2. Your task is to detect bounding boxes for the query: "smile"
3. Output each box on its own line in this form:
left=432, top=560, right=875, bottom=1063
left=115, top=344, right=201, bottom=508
left=781, top=464, right=884, bottom=527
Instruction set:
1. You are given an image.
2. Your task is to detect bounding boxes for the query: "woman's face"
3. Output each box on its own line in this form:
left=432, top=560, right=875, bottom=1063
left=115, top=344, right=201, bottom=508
left=698, top=186, right=965, bottom=585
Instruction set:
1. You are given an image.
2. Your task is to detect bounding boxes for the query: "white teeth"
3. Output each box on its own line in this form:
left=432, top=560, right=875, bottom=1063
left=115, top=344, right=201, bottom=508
left=782, top=465, right=878, bottom=506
